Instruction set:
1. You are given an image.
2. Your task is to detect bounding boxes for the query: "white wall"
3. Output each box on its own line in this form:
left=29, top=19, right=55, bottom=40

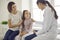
left=48, top=0, right=54, bottom=6
left=22, top=0, right=32, bottom=11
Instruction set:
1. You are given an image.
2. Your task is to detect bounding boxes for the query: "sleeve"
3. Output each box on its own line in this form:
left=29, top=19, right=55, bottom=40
left=19, top=11, right=22, bottom=20
left=8, top=14, right=12, bottom=20
left=36, top=8, right=54, bottom=35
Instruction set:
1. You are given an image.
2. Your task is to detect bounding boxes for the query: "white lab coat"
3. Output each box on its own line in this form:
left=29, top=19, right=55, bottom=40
left=32, top=6, right=57, bottom=40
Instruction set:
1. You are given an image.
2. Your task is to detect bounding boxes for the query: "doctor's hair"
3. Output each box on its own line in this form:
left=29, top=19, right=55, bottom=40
left=7, top=2, right=15, bottom=13
left=37, top=0, right=58, bottom=19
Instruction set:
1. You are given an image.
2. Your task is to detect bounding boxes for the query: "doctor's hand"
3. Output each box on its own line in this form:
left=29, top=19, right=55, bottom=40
left=33, top=30, right=37, bottom=34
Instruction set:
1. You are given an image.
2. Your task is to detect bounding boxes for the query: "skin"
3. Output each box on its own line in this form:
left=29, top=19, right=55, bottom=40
left=11, top=4, right=17, bottom=14
left=8, top=4, right=22, bottom=28
left=37, top=3, right=46, bottom=10
left=24, top=10, right=31, bottom=19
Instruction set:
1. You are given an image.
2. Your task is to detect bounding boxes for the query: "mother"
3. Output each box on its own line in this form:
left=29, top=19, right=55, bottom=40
left=25, top=0, right=58, bottom=40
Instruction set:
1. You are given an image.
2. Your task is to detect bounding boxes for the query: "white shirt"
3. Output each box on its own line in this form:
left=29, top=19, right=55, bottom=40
left=36, top=6, right=57, bottom=35
left=32, top=6, right=57, bottom=40
left=8, top=11, right=22, bottom=31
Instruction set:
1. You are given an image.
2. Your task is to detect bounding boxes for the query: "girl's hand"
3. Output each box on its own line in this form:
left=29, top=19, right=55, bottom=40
left=20, top=32, right=24, bottom=36
left=22, top=31, right=27, bottom=35
left=20, top=31, right=27, bottom=36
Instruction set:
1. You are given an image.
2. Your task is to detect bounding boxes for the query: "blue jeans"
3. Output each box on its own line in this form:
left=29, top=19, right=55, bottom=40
left=25, top=33, right=37, bottom=40
left=3, top=29, right=19, bottom=40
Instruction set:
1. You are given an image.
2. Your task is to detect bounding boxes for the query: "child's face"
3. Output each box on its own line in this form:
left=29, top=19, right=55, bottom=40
left=24, top=11, right=31, bottom=19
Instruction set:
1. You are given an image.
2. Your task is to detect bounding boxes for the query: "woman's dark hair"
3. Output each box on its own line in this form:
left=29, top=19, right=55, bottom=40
left=37, top=0, right=58, bottom=19
left=7, top=2, right=15, bottom=13
left=21, top=10, right=28, bottom=31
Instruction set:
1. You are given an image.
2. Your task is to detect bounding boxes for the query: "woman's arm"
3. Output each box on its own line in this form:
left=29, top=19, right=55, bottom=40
left=8, top=19, right=23, bottom=28
left=17, top=20, right=23, bottom=26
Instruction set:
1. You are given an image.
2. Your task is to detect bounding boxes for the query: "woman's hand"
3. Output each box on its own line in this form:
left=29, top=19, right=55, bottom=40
left=8, top=19, right=23, bottom=28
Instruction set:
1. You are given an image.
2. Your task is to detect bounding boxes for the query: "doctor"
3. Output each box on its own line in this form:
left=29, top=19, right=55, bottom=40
left=25, top=0, right=58, bottom=40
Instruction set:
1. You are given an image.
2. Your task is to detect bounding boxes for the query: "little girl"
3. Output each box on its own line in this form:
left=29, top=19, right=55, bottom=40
left=19, top=10, right=37, bottom=40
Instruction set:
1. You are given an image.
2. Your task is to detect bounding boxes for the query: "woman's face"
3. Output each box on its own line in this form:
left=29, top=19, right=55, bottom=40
left=12, top=4, right=17, bottom=12
left=24, top=11, right=31, bottom=19
left=37, top=3, right=45, bottom=10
